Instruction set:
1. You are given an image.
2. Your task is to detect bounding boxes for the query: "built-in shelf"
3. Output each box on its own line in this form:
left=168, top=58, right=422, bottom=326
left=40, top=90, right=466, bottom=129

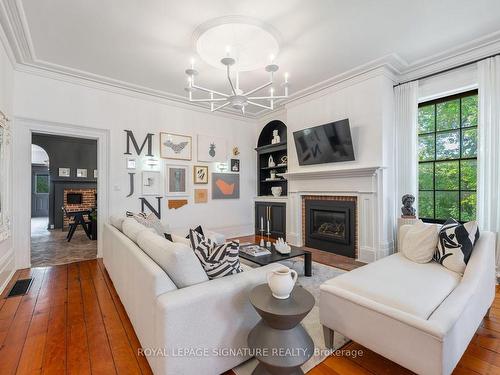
left=261, top=179, right=287, bottom=183
left=254, top=141, right=287, bottom=154
left=260, top=165, right=288, bottom=170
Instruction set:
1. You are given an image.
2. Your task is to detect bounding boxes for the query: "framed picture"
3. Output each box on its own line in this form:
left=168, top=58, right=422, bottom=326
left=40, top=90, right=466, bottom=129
left=212, top=173, right=240, bottom=199
left=193, top=165, right=208, bottom=184
left=126, top=157, right=137, bottom=169
left=142, top=171, right=161, bottom=196
left=58, top=168, right=70, bottom=177
left=197, top=134, right=227, bottom=162
left=94, top=169, right=98, bottom=178
left=230, top=159, right=240, bottom=172
left=194, top=189, right=208, bottom=204
left=76, top=169, right=87, bottom=178
left=160, top=133, right=192, bottom=160
left=166, top=165, right=188, bottom=196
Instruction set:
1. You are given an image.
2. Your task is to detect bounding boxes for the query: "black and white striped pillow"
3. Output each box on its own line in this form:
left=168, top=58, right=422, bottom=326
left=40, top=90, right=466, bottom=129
left=189, top=230, right=243, bottom=279
left=433, top=218, right=480, bottom=274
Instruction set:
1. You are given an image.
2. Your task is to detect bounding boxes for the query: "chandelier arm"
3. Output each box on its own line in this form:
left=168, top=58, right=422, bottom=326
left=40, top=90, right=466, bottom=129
left=191, top=83, right=229, bottom=98
left=226, top=66, right=237, bottom=96
left=211, top=101, right=230, bottom=112
left=188, top=98, right=228, bottom=103
left=247, top=95, right=288, bottom=100
left=247, top=100, right=273, bottom=110
left=243, top=81, right=273, bottom=96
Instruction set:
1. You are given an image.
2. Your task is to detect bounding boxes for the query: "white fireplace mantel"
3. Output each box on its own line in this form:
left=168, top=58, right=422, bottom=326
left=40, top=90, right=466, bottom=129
left=284, top=165, right=394, bottom=263
left=282, top=166, right=385, bottom=180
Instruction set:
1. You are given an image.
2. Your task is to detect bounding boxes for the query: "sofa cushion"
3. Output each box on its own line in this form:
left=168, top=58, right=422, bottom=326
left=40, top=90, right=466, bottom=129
left=122, top=218, right=155, bottom=244
left=400, top=221, right=439, bottom=263
left=323, top=253, right=461, bottom=319
left=109, top=215, right=125, bottom=231
left=137, top=230, right=209, bottom=288
left=434, top=219, right=480, bottom=274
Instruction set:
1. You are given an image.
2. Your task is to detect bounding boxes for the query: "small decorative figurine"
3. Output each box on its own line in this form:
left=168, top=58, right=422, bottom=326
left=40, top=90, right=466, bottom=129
left=268, top=155, right=275, bottom=168
left=401, top=194, right=416, bottom=217
left=271, top=129, right=281, bottom=144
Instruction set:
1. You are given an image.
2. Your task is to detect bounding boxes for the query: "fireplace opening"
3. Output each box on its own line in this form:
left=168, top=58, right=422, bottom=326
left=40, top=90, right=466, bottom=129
left=66, top=193, right=83, bottom=205
left=304, top=197, right=356, bottom=258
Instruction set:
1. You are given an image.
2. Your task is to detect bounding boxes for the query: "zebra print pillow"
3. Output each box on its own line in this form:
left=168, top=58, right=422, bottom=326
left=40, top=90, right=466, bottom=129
left=433, top=218, right=480, bottom=274
left=189, top=230, right=243, bottom=279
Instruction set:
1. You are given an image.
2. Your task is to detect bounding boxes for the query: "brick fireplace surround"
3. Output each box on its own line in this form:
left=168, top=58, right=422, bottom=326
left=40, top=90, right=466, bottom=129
left=63, top=188, right=96, bottom=228
left=302, top=195, right=359, bottom=258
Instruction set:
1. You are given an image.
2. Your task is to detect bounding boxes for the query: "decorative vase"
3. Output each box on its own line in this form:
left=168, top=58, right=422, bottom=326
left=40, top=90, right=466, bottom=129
left=270, top=170, right=276, bottom=180
left=267, top=267, right=298, bottom=299
left=271, top=186, right=282, bottom=197
left=268, top=155, right=275, bottom=168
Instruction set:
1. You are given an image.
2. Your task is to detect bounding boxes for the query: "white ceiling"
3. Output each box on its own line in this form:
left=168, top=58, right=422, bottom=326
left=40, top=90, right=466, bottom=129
left=5, top=0, right=500, bottom=115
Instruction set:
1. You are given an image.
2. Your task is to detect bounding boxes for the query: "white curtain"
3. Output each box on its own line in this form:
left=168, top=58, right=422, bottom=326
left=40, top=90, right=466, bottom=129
left=394, top=82, right=419, bottom=218
left=477, top=56, right=500, bottom=270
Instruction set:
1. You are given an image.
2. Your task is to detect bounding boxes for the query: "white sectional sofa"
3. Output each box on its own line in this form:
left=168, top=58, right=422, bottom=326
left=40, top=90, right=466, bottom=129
left=103, top=218, right=281, bottom=375
left=320, top=226, right=496, bottom=375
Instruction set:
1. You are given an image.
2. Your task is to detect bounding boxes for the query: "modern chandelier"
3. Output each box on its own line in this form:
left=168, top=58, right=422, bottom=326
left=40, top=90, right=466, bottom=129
left=185, top=49, right=289, bottom=115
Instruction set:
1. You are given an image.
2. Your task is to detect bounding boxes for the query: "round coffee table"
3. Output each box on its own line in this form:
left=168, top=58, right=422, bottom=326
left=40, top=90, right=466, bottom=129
left=248, top=284, right=315, bottom=375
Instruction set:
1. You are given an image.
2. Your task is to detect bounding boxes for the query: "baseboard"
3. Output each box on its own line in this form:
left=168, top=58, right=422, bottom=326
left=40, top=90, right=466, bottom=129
left=208, top=224, right=255, bottom=239
left=0, top=248, right=16, bottom=295
left=358, top=246, right=376, bottom=263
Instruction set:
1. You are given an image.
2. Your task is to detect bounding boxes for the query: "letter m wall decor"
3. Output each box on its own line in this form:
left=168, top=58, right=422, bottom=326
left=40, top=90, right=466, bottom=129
left=124, top=130, right=154, bottom=156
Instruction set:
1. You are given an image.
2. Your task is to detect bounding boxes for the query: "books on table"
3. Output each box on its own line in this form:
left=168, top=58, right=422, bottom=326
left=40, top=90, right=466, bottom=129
left=240, top=245, right=271, bottom=257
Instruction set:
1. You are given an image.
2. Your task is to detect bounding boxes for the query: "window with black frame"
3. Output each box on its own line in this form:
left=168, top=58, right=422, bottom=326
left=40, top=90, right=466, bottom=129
left=418, top=90, right=478, bottom=223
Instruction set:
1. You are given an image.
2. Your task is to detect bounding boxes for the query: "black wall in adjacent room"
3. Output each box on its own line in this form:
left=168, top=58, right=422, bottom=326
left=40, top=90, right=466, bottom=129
left=32, top=133, right=97, bottom=228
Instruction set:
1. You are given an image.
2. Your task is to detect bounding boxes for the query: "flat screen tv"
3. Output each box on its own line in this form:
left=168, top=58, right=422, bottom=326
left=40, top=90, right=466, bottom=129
left=293, top=119, right=355, bottom=166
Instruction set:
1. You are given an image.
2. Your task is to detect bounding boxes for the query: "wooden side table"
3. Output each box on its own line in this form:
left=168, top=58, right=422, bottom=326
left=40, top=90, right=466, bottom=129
left=248, top=284, right=315, bottom=374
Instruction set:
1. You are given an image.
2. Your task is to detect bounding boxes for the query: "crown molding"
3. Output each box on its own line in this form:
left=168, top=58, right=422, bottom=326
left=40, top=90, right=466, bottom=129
left=1, top=2, right=500, bottom=121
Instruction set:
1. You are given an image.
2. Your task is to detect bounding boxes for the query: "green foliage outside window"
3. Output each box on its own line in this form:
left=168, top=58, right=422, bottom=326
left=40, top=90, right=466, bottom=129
left=417, top=91, right=478, bottom=222
left=36, top=174, right=49, bottom=194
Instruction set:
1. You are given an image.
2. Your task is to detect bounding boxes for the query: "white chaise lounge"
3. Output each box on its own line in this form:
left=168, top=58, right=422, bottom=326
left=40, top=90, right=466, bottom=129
left=320, top=226, right=496, bottom=375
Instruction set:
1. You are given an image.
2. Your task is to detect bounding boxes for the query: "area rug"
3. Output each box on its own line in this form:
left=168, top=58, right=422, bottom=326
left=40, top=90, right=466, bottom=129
left=233, top=259, right=349, bottom=374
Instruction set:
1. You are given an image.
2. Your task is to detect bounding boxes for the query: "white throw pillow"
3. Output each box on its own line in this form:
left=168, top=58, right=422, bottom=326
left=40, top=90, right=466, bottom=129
left=122, top=218, right=155, bottom=244
left=401, top=220, right=439, bottom=263
left=137, top=230, right=208, bottom=288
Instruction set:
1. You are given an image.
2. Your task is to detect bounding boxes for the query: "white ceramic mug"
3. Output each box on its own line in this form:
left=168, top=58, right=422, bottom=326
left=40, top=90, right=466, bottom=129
left=267, top=267, right=298, bottom=299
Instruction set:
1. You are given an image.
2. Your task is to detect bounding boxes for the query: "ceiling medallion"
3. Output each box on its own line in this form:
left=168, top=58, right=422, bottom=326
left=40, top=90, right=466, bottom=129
left=185, top=16, right=290, bottom=114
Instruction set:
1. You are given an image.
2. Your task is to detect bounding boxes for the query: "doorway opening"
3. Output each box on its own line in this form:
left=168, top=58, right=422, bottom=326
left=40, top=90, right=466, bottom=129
left=30, top=133, right=98, bottom=267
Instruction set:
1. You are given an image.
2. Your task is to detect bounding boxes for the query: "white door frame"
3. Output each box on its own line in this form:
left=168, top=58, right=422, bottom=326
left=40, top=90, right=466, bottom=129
left=12, top=117, right=110, bottom=269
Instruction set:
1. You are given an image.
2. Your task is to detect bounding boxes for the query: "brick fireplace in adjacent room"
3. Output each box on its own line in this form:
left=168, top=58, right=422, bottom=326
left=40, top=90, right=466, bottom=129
left=302, top=195, right=358, bottom=258
left=63, top=188, right=96, bottom=228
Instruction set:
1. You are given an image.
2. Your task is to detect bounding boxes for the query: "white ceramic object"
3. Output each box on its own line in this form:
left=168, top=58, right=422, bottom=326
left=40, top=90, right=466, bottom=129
left=271, top=186, right=282, bottom=197
left=275, top=237, right=291, bottom=254
left=267, top=266, right=298, bottom=299
left=268, top=155, right=275, bottom=167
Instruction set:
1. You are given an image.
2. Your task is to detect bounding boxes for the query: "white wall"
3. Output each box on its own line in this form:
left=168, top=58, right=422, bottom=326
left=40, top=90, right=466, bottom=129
left=0, top=36, right=15, bottom=292
left=13, top=71, right=258, bottom=246
left=418, top=64, right=477, bottom=101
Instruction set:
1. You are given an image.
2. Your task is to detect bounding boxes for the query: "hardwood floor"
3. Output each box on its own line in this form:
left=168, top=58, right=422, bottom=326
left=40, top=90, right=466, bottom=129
left=2, top=259, right=499, bottom=374
left=0, top=259, right=151, bottom=374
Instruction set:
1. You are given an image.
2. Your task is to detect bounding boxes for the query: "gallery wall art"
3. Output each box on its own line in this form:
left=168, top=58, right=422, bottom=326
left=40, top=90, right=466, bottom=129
left=76, top=169, right=87, bottom=178
left=194, top=189, right=208, bottom=203
left=58, top=168, right=70, bottom=177
left=212, top=173, right=240, bottom=199
left=197, top=134, right=227, bottom=163
left=193, top=165, right=208, bottom=184
left=142, top=171, right=161, bottom=196
left=160, top=132, right=192, bottom=160
left=166, top=165, right=188, bottom=196
left=230, top=159, right=240, bottom=172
